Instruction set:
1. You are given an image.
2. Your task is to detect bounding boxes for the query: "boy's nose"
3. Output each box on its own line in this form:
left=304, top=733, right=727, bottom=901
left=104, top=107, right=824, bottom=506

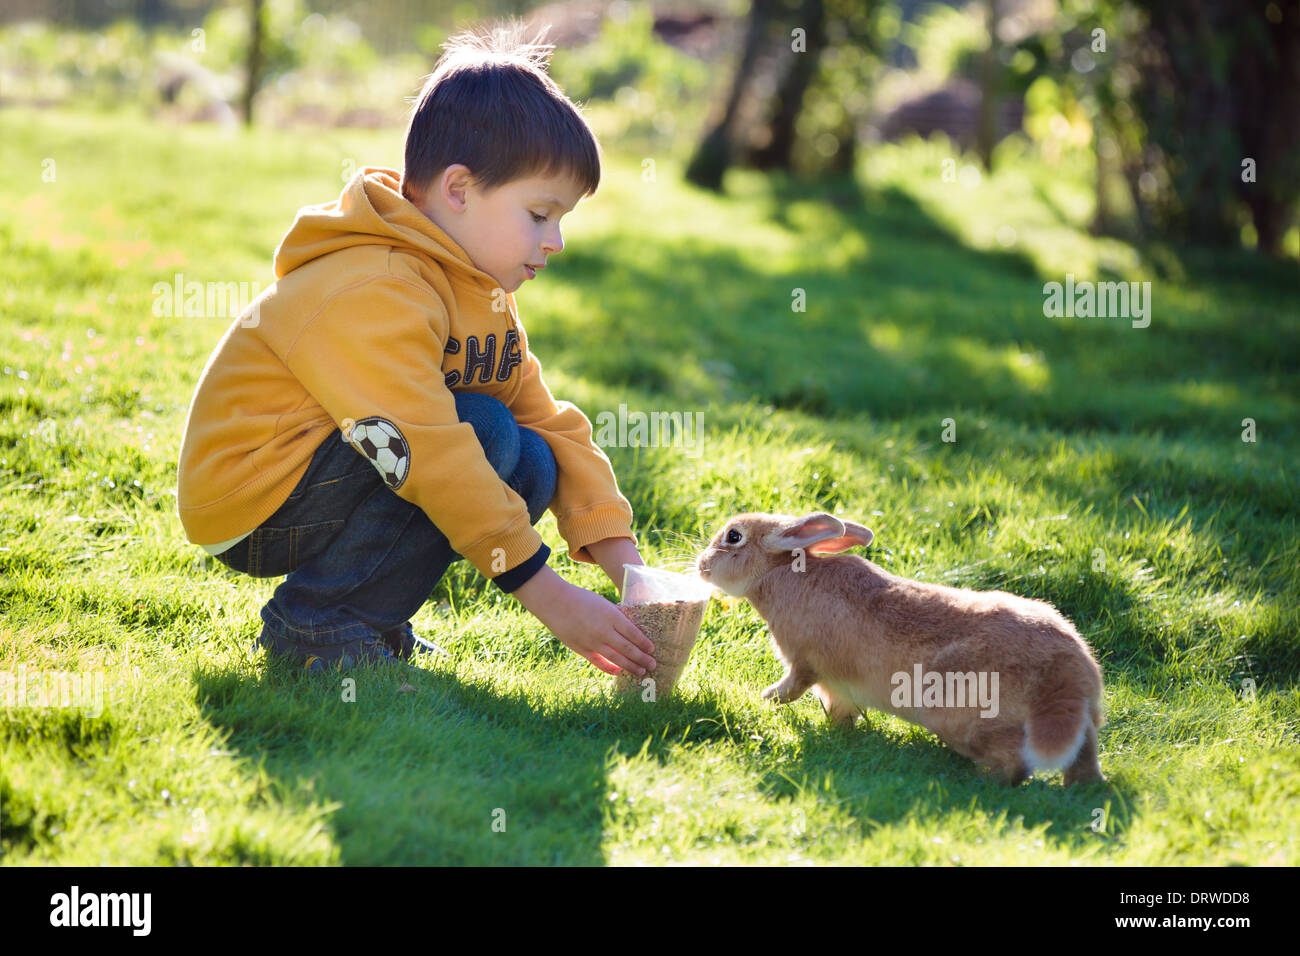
left=542, top=229, right=563, bottom=256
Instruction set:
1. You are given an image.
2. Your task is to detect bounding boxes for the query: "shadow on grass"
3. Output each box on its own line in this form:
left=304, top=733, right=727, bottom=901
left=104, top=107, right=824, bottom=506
left=755, top=709, right=1138, bottom=856
left=192, top=660, right=603, bottom=864
left=536, top=170, right=1297, bottom=444
left=190, top=658, right=782, bottom=864
left=196, top=644, right=1133, bottom=864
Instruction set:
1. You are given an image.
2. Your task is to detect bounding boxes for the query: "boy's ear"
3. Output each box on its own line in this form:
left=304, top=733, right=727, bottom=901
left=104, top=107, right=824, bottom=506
left=440, top=164, right=473, bottom=212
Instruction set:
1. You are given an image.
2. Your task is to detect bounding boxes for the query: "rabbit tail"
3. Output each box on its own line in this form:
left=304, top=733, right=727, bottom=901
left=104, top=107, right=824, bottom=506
left=1023, top=696, right=1091, bottom=771
left=1024, top=693, right=1106, bottom=784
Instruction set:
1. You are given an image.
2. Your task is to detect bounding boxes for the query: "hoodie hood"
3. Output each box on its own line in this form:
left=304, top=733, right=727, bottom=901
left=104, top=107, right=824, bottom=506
left=272, top=166, right=498, bottom=292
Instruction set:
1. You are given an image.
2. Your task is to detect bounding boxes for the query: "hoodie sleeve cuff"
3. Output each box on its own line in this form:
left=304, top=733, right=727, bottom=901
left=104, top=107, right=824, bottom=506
left=557, top=504, right=637, bottom=565
left=491, top=542, right=551, bottom=593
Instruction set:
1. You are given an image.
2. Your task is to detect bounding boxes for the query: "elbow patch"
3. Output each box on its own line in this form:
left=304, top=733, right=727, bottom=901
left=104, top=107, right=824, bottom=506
left=343, top=416, right=411, bottom=490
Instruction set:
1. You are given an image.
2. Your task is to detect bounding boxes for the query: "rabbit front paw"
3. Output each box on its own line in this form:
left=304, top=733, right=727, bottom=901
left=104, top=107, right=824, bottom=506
left=762, top=665, right=815, bottom=704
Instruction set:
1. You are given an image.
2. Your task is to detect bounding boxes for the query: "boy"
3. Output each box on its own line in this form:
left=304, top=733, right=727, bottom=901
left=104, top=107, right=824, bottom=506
left=175, top=24, right=656, bottom=678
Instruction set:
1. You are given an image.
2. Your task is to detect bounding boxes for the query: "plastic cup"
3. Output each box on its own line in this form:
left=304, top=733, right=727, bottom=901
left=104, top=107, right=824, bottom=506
left=612, top=564, right=714, bottom=699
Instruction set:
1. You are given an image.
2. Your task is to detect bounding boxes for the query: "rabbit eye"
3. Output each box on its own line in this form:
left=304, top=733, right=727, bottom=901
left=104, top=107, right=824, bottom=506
left=725, top=528, right=744, bottom=545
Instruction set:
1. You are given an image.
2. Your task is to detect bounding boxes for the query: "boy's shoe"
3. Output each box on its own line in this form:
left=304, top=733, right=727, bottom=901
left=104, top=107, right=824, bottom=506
left=378, top=622, right=450, bottom=660
left=255, top=626, right=409, bottom=673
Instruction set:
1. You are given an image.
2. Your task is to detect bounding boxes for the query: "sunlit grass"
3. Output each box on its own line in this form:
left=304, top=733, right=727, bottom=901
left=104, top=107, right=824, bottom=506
left=1, top=108, right=1297, bottom=865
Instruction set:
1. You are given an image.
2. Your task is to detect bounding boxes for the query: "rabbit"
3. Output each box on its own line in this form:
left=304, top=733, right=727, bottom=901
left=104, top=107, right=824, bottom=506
left=695, top=511, right=1105, bottom=785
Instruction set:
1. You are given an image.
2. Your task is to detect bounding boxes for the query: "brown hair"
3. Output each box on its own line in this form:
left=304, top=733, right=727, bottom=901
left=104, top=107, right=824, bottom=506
left=400, top=21, right=601, bottom=204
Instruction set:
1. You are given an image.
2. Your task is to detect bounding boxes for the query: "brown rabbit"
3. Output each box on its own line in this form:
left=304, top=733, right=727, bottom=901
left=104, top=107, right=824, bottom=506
left=695, top=512, right=1105, bottom=785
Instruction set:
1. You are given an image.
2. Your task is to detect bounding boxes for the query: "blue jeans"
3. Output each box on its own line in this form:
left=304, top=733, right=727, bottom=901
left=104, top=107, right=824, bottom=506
left=214, top=392, right=557, bottom=647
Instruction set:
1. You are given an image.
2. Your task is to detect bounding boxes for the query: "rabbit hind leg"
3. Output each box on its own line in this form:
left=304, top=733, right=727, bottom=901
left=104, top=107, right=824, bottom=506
left=1062, top=719, right=1105, bottom=785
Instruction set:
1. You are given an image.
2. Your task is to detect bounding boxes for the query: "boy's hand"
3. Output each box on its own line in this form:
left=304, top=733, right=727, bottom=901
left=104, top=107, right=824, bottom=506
left=584, top=536, right=644, bottom=599
left=512, top=566, right=655, bottom=676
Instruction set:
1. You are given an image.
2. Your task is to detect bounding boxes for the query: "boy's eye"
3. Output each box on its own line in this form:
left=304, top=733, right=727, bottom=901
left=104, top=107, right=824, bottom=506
left=531, top=212, right=547, bottom=223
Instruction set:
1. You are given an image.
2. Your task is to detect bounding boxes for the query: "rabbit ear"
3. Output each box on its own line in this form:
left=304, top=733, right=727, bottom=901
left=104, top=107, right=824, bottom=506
left=807, top=519, right=874, bottom=554
left=761, top=512, right=846, bottom=553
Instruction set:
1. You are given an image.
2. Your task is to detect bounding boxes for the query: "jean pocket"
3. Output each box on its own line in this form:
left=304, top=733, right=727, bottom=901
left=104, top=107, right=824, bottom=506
left=286, top=469, right=311, bottom=503
left=287, top=437, right=370, bottom=503
left=248, top=519, right=345, bottom=577
left=286, top=454, right=324, bottom=503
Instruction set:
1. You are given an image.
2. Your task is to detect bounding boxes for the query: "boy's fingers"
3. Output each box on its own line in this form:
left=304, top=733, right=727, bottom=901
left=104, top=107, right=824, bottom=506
left=595, top=647, right=642, bottom=676
left=618, top=618, right=655, bottom=656
left=588, top=652, right=622, bottom=676
left=614, top=627, right=656, bottom=671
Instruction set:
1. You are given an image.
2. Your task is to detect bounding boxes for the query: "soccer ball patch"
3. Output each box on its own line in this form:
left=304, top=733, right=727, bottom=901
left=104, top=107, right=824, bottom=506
left=345, top=416, right=410, bottom=490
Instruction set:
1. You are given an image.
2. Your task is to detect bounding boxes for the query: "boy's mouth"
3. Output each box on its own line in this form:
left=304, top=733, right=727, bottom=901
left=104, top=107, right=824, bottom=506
left=524, top=263, right=544, bottom=279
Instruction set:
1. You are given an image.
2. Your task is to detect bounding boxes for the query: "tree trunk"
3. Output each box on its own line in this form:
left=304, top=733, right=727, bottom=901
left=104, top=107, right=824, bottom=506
left=1244, top=191, right=1287, bottom=257
left=829, top=124, right=856, bottom=177
left=685, top=0, right=774, bottom=191
left=1229, top=1, right=1300, bottom=257
left=751, top=0, right=827, bottom=171
left=976, top=0, right=999, bottom=170
left=1088, top=73, right=1113, bottom=236
left=242, top=0, right=265, bottom=127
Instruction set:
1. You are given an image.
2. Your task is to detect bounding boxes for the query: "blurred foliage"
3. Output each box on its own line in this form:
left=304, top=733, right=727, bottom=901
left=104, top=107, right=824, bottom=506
left=197, top=0, right=380, bottom=78
left=3, top=0, right=1296, bottom=256
left=551, top=4, right=707, bottom=103
left=1122, top=0, right=1300, bottom=256
left=787, top=0, right=883, bottom=176
left=0, top=19, right=155, bottom=109
left=0, top=1, right=713, bottom=135
left=1004, top=0, right=1300, bottom=256
left=902, top=0, right=985, bottom=84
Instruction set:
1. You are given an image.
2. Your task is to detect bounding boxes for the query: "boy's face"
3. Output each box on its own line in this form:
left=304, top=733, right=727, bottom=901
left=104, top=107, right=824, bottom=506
left=415, top=164, right=585, bottom=294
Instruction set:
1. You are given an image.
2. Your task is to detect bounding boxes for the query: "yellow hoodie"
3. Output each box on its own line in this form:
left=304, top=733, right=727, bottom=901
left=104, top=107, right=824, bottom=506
left=176, top=166, right=635, bottom=589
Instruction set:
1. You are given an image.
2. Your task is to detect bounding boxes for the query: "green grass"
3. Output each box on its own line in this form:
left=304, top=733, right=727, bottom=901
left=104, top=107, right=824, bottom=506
left=1, top=108, right=1297, bottom=865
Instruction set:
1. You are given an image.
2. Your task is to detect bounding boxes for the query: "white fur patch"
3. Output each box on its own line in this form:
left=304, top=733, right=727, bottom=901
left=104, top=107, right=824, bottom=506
left=1021, top=720, right=1088, bottom=771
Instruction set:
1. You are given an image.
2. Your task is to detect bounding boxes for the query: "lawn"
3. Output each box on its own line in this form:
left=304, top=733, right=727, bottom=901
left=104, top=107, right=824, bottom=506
left=1, top=107, right=1297, bottom=865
